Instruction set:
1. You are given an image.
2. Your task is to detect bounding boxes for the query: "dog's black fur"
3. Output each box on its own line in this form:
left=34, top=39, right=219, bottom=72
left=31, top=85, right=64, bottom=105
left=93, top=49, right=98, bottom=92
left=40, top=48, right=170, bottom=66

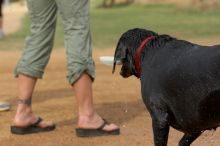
left=113, top=28, right=220, bottom=146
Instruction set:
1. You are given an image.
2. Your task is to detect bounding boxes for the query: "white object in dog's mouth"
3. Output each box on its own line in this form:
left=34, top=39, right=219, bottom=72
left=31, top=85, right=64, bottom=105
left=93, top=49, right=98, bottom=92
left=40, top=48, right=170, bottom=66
left=99, top=56, right=114, bottom=66
left=0, top=101, right=11, bottom=111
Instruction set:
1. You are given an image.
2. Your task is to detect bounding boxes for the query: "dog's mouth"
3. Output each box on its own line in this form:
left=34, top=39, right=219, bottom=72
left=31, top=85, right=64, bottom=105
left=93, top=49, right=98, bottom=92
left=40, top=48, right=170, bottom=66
left=120, top=70, right=131, bottom=78
left=112, top=59, right=132, bottom=78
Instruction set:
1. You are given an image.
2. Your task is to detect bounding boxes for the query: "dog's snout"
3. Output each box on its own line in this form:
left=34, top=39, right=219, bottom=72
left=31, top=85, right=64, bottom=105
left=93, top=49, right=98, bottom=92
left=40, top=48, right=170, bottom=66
left=120, top=72, right=131, bottom=78
left=120, top=67, right=131, bottom=78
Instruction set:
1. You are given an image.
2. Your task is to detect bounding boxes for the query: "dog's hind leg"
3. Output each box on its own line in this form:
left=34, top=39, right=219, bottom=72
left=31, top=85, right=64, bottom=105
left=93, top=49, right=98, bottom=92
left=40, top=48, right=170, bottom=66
left=178, top=132, right=202, bottom=146
left=152, top=111, right=170, bottom=146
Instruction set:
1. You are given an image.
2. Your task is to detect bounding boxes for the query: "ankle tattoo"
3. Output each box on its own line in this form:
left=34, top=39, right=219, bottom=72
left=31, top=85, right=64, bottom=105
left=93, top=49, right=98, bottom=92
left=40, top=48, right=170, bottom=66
left=18, top=98, right=32, bottom=106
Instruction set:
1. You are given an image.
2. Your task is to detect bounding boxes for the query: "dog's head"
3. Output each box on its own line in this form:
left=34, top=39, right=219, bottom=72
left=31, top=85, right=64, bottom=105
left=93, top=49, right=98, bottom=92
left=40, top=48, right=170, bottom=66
left=112, top=28, right=157, bottom=78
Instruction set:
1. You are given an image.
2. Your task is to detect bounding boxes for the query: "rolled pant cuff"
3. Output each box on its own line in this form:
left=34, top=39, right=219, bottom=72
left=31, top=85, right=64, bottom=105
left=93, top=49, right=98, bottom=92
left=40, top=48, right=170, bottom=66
left=67, top=67, right=95, bottom=85
left=14, top=64, right=44, bottom=79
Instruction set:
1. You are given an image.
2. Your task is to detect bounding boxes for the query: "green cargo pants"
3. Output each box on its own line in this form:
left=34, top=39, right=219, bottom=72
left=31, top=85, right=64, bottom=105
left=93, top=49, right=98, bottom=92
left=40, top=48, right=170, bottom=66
left=14, top=0, right=95, bottom=85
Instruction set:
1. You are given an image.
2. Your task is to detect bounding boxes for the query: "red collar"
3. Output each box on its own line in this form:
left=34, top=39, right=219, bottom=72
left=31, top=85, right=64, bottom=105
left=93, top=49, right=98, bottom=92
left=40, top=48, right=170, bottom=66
left=135, top=36, right=154, bottom=78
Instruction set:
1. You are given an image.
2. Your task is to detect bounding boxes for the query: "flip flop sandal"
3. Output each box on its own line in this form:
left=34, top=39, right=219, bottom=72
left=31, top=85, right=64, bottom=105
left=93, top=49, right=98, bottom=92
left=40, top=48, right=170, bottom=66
left=75, top=119, right=120, bottom=137
left=0, top=101, right=11, bottom=112
left=11, top=117, right=56, bottom=135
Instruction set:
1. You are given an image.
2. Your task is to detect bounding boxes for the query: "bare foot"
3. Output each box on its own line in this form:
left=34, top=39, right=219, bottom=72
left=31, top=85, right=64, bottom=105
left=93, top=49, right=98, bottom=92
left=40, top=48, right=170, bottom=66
left=77, top=112, right=119, bottom=131
left=13, top=106, right=54, bottom=128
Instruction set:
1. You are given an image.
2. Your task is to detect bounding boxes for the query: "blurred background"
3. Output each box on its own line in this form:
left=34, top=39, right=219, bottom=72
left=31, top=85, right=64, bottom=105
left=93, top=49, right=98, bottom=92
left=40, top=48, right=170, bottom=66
left=0, top=0, right=220, bottom=50
left=0, top=1, right=220, bottom=145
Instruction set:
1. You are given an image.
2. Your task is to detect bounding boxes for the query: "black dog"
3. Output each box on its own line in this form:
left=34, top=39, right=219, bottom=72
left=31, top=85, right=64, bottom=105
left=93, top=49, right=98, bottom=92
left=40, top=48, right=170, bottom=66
left=113, top=28, right=220, bottom=146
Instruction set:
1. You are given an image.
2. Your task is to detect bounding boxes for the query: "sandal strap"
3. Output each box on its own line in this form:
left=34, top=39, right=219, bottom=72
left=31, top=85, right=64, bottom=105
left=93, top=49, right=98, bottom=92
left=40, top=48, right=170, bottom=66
left=97, top=119, right=109, bottom=130
left=18, top=98, right=32, bottom=106
left=31, top=117, right=43, bottom=126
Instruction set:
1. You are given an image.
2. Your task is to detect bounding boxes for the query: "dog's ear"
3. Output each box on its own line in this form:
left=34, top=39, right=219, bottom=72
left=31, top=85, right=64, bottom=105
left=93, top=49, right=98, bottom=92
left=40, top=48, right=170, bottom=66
left=112, top=41, right=127, bottom=73
left=115, top=41, right=127, bottom=60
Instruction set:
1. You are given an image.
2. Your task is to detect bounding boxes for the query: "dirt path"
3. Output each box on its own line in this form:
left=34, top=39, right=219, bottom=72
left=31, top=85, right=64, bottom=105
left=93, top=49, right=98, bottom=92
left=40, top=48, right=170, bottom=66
left=0, top=49, right=219, bottom=146
left=3, top=2, right=27, bottom=34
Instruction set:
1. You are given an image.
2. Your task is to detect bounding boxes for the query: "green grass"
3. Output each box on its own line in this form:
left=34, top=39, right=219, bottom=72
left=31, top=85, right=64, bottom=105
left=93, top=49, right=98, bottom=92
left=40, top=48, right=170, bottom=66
left=91, top=4, right=220, bottom=48
left=0, top=3, right=220, bottom=50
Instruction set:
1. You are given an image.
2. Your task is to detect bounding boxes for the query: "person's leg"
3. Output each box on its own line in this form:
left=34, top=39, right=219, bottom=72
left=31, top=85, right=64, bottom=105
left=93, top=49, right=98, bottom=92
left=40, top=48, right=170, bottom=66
left=15, top=75, right=36, bottom=127
left=13, top=0, right=57, bottom=130
left=57, top=0, right=118, bottom=132
left=73, top=73, right=118, bottom=131
left=14, top=75, right=53, bottom=128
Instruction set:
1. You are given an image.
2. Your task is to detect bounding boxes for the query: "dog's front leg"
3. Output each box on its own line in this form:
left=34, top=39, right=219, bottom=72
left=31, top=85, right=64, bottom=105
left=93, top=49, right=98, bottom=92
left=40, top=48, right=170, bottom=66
left=151, top=110, right=170, bottom=146
left=178, top=132, right=202, bottom=146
